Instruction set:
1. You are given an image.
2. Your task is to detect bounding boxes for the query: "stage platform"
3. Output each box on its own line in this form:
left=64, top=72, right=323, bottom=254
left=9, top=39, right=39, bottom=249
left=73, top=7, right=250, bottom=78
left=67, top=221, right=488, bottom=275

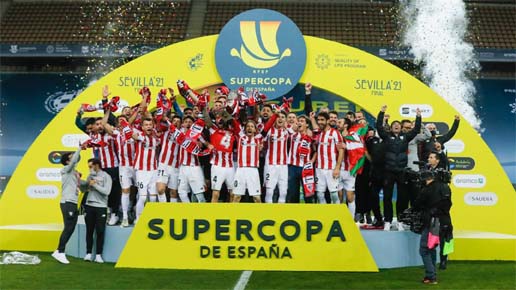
left=66, top=220, right=429, bottom=269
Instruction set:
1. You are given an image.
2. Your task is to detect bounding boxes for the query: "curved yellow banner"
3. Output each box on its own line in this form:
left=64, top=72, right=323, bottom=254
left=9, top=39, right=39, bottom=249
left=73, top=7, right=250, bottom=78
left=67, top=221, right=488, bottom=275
left=0, top=35, right=514, bottom=261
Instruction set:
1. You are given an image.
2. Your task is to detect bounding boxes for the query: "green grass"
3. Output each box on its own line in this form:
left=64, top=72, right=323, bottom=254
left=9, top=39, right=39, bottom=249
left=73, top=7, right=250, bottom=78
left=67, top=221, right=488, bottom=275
left=1, top=253, right=515, bottom=290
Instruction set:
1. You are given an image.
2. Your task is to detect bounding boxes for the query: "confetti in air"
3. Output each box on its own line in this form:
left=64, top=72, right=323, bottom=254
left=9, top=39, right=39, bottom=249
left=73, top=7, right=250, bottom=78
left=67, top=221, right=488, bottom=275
left=400, top=0, right=482, bottom=131
left=75, top=1, right=181, bottom=84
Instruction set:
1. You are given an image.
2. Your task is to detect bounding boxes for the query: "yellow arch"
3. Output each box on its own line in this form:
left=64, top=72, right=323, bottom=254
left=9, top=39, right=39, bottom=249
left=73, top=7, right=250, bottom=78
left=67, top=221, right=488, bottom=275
left=0, top=35, right=514, bottom=260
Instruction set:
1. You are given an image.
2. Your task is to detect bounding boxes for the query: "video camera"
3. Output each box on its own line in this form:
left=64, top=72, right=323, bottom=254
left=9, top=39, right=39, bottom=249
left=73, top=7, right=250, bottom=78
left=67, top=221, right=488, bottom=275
left=398, top=208, right=424, bottom=234
left=407, top=162, right=452, bottom=184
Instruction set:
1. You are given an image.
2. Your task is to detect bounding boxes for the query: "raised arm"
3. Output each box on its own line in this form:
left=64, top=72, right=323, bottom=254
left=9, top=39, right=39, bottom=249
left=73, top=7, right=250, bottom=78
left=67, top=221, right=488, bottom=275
left=102, top=107, right=116, bottom=135
left=439, top=115, right=460, bottom=144
left=101, top=85, right=117, bottom=126
left=405, top=109, right=422, bottom=142
left=376, top=105, right=389, bottom=140
left=75, top=109, right=87, bottom=133
left=203, top=106, right=213, bottom=128
left=304, top=82, right=313, bottom=115
left=261, top=112, right=278, bottom=136
left=309, top=111, right=319, bottom=131
left=169, top=88, right=184, bottom=118
left=62, top=147, right=82, bottom=173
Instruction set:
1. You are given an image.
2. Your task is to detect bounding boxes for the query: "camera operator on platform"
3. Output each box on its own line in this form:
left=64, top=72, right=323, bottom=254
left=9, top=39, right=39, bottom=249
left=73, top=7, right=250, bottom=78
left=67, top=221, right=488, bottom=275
left=414, top=162, right=453, bottom=284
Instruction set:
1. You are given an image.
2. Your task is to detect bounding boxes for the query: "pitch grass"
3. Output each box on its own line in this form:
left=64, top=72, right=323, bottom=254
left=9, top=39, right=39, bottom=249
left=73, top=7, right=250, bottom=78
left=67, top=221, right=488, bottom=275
left=0, top=254, right=514, bottom=290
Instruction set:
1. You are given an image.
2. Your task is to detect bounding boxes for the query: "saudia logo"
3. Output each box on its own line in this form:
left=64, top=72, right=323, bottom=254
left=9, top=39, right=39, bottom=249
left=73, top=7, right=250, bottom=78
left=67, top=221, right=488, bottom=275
left=216, top=9, right=306, bottom=99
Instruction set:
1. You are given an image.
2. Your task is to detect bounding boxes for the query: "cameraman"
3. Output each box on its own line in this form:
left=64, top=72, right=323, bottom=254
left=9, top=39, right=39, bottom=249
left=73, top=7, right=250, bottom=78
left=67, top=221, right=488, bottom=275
left=414, top=170, right=452, bottom=284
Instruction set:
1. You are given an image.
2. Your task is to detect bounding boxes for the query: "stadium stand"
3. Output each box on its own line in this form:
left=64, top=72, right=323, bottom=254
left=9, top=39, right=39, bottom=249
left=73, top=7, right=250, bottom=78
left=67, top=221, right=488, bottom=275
left=0, top=1, right=191, bottom=45
left=0, top=1, right=514, bottom=49
left=203, top=1, right=398, bottom=46
left=202, top=1, right=515, bottom=49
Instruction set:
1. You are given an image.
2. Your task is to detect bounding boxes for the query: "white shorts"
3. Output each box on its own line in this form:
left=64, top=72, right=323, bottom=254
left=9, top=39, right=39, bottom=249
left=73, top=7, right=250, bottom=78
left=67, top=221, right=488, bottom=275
left=339, top=169, right=356, bottom=192
left=234, top=167, right=261, bottom=196
left=264, top=164, right=288, bottom=192
left=315, top=168, right=340, bottom=193
left=135, top=170, right=158, bottom=197
left=211, top=165, right=235, bottom=191
left=119, top=166, right=136, bottom=189
left=156, top=163, right=180, bottom=190
left=178, top=166, right=205, bottom=195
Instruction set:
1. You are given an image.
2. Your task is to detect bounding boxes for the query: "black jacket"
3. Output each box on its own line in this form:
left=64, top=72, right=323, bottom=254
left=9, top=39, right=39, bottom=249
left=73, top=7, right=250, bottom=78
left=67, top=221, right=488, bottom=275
left=366, top=135, right=385, bottom=180
left=423, top=118, right=460, bottom=160
left=376, top=111, right=421, bottom=173
left=414, top=180, right=452, bottom=227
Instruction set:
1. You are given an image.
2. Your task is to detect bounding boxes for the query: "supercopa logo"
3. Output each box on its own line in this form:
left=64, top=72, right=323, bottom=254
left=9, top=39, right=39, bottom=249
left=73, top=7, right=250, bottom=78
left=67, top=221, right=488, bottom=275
left=215, top=9, right=306, bottom=99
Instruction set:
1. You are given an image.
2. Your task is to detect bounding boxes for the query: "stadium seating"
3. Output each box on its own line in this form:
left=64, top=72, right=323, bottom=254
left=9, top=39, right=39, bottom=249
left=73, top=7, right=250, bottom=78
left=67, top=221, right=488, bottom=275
left=0, top=1, right=191, bottom=45
left=0, top=1, right=514, bottom=49
left=203, top=2, right=398, bottom=47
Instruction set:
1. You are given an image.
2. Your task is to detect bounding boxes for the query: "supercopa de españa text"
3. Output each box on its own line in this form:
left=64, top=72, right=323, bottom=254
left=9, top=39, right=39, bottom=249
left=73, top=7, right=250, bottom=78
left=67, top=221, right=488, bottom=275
left=147, top=219, right=347, bottom=259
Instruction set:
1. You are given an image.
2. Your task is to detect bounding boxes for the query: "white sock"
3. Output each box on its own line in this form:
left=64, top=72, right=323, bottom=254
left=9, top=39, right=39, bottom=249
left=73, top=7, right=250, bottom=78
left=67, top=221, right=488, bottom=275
left=265, top=188, right=274, bottom=203
left=136, top=196, right=146, bottom=218
left=149, top=195, right=157, bottom=202
left=170, top=197, right=178, bottom=203
left=278, top=190, right=287, bottom=203
left=317, top=192, right=326, bottom=204
left=179, top=192, right=190, bottom=203
left=330, top=191, right=340, bottom=204
left=195, top=193, right=206, bottom=203
left=158, top=194, right=166, bottom=202
left=347, top=201, right=356, bottom=218
left=121, top=194, right=130, bottom=220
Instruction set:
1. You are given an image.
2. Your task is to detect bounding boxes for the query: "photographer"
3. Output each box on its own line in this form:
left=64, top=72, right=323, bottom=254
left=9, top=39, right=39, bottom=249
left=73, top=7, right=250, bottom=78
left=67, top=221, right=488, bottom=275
left=414, top=169, right=452, bottom=285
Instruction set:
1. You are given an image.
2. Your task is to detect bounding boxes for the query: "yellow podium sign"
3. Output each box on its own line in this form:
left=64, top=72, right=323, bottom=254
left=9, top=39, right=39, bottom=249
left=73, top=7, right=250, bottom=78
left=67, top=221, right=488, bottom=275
left=116, top=203, right=378, bottom=272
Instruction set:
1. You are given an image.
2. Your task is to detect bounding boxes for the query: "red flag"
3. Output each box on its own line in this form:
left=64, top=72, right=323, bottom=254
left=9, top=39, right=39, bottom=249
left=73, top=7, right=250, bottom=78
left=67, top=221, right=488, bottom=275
left=210, top=130, right=234, bottom=153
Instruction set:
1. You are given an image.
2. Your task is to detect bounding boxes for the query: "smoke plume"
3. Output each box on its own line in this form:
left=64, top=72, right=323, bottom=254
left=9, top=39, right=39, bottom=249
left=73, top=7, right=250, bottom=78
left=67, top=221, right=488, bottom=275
left=400, top=0, right=482, bottom=131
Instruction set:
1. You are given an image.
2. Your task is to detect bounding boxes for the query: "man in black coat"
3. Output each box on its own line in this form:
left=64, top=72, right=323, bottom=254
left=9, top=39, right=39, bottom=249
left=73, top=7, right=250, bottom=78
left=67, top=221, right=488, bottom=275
left=422, top=115, right=460, bottom=162
left=376, top=105, right=421, bottom=231
left=413, top=170, right=452, bottom=284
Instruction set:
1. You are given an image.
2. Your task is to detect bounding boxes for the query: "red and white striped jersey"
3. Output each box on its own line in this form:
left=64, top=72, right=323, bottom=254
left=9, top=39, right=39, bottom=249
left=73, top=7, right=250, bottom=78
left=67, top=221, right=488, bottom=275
left=113, top=130, right=135, bottom=167
left=264, top=127, right=289, bottom=165
left=210, top=129, right=235, bottom=168
left=133, top=132, right=160, bottom=171
left=179, top=135, right=205, bottom=167
left=315, top=128, right=343, bottom=170
left=237, top=134, right=263, bottom=168
left=211, top=150, right=234, bottom=168
left=91, top=133, right=119, bottom=168
left=159, top=129, right=181, bottom=168
left=288, top=132, right=312, bottom=167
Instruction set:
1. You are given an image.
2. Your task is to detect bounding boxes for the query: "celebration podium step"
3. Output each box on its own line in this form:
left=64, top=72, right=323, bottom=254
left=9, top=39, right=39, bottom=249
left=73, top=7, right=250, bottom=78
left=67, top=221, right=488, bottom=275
left=66, top=220, right=425, bottom=269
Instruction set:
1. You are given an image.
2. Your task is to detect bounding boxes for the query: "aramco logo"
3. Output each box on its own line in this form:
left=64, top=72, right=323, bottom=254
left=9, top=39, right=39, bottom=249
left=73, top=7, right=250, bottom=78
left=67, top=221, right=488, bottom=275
left=216, top=9, right=306, bottom=99
left=230, top=21, right=291, bottom=69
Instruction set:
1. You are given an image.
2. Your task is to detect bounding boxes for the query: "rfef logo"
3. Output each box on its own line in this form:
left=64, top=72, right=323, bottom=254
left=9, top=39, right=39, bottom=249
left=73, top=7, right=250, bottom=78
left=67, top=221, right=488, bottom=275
left=215, top=9, right=306, bottom=99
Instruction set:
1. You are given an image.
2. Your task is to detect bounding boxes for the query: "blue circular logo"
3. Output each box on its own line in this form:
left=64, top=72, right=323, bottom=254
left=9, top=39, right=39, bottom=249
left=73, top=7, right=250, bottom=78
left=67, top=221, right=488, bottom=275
left=215, top=9, right=306, bottom=99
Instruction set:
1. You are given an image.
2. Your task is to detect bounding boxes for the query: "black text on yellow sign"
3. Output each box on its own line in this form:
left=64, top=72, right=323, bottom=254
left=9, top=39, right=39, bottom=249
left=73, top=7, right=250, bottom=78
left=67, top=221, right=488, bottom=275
left=116, top=203, right=378, bottom=271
